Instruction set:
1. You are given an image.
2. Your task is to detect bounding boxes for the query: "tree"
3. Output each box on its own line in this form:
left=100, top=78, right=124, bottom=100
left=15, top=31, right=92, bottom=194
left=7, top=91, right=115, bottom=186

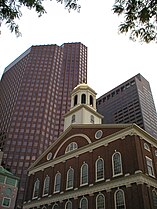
left=0, top=0, right=80, bottom=36
left=113, top=0, right=157, bottom=43
left=1, top=0, right=157, bottom=43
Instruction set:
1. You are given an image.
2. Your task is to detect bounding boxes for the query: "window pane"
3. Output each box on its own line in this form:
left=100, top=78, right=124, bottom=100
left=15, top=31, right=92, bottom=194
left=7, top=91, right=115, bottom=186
left=113, top=153, right=122, bottom=175
left=97, top=194, right=105, bottom=209
left=80, top=197, right=88, bottom=209
left=81, top=164, right=88, bottom=185
left=115, top=190, right=125, bottom=209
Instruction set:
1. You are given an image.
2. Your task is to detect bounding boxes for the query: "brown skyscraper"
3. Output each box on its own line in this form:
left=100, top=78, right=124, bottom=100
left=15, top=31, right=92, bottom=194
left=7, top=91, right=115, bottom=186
left=0, top=42, right=87, bottom=207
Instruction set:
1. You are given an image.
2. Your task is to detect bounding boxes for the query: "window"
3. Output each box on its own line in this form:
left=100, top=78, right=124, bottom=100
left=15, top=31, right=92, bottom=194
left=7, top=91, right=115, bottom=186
left=43, top=175, right=50, bottom=196
left=33, top=178, right=40, bottom=199
left=71, top=115, right=75, bottom=123
left=96, top=194, right=105, bottom=209
left=146, top=157, right=155, bottom=177
left=52, top=204, right=59, bottom=209
left=65, top=142, right=78, bottom=153
left=54, top=172, right=61, bottom=193
left=80, top=163, right=88, bottom=185
left=115, top=189, right=126, bottom=209
left=81, top=94, right=86, bottom=104
left=152, top=190, right=157, bottom=209
left=2, top=197, right=11, bottom=207
left=80, top=197, right=88, bottom=209
left=144, top=143, right=150, bottom=151
left=66, top=168, right=74, bottom=189
left=74, top=95, right=78, bottom=106
left=90, top=95, right=93, bottom=106
left=65, top=200, right=72, bottom=209
left=112, top=152, right=123, bottom=176
left=96, top=158, right=104, bottom=181
left=90, top=115, right=94, bottom=124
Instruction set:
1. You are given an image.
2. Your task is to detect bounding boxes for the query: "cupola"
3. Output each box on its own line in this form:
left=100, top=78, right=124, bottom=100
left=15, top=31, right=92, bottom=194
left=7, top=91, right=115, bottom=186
left=64, top=83, right=103, bottom=130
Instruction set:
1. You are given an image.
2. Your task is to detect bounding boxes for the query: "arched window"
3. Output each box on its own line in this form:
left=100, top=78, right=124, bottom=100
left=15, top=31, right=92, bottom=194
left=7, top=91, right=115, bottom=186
left=90, top=95, right=93, bottom=106
left=90, top=115, right=94, bottom=124
left=112, top=152, right=122, bottom=176
left=66, top=168, right=74, bottom=189
left=52, top=204, right=59, bottom=209
left=96, top=158, right=104, bottom=181
left=71, top=115, right=75, bottom=123
left=54, top=172, right=61, bottom=193
left=33, top=178, right=40, bottom=199
left=80, top=197, right=88, bottom=209
left=65, top=142, right=78, bottom=153
left=152, top=190, right=157, bottom=208
left=74, top=95, right=78, bottom=106
left=80, top=163, right=88, bottom=185
left=81, top=94, right=86, bottom=104
left=43, top=175, right=50, bottom=196
left=65, top=200, right=72, bottom=209
left=114, top=189, right=126, bottom=209
left=96, top=193, right=105, bottom=209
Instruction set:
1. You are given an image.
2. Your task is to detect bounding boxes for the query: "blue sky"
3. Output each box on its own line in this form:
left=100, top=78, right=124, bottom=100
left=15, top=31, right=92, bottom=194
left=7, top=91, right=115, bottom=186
left=1, top=0, right=157, bottom=107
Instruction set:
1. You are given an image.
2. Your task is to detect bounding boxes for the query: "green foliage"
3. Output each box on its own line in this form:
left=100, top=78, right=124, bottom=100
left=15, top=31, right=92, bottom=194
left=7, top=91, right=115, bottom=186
left=0, top=0, right=80, bottom=36
left=113, top=0, right=157, bottom=43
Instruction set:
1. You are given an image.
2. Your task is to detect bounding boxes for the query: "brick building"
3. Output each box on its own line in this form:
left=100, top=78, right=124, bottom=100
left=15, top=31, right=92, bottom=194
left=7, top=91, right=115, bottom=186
left=23, top=83, right=157, bottom=209
left=0, top=42, right=87, bottom=207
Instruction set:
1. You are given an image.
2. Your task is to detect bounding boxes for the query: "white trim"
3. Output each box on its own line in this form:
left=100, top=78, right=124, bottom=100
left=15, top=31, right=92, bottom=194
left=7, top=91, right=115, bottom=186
left=42, top=175, right=50, bottom=196
left=112, top=152, right=123, bottom=177
left=79, top=196, right=88, bottom=209
left=52, top=203, right=59, bottom=209
left=96, top=193, right=105, bottom=209
left=54, top=172, right=61, bottom=193
left=23, top=173, right=157, bottom=208
left=65, top=200, right=72, bottom=209
left=95, top=158, right=104, bottom=182
left=32, top=178, right=40, bottom=199
left=144, top=143, right=150, bottom=152
left=66, top=168, right=74, bottom=190
left=114, top=189, right=126, bottom=209
left=2, top=197, right=11, bottom=208
left=53, top=134, right=92, bottom=159
left=145, top=156, right=155, bottom=177
left=80, top=163, right=88, bottom=186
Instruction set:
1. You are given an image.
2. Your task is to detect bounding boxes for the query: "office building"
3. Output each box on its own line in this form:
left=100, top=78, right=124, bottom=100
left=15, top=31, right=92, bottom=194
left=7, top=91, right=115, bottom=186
left=23, top=83, right=157, bottom=209
left=0, top=42, right=87, bottom=207
left=96, top=74, right=157, bottom=139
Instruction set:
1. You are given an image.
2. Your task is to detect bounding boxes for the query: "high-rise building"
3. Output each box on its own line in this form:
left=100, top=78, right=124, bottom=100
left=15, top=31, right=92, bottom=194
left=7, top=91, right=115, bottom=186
left=96, top=74, right=157, bottom=139
left=0, top=42, right=87, bottom=207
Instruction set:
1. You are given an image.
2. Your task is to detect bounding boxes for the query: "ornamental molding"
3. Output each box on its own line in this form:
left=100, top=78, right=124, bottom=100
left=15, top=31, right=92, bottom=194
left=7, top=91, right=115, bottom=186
left=23, top=173, right=157, bottom=208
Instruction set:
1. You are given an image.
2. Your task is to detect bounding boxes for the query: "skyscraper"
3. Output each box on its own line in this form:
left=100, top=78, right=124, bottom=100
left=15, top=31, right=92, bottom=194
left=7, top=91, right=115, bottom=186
left=0, top=42, right=87, bottom=207
left=96, top=73, right=157, bottom=139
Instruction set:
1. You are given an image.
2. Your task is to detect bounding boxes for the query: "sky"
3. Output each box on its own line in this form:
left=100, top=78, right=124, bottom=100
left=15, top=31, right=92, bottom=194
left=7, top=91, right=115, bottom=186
left=0, top=0, right=157, bottom=108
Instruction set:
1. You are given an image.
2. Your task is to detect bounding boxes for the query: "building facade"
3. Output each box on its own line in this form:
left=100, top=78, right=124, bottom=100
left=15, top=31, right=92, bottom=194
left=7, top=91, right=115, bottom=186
left=23, top=83, right=157, bottom=209
left=96, top=74, right=157, bottom=139
left=0, top=151, right=19, bottom=209
left=0, top=42, right=87, bottom=207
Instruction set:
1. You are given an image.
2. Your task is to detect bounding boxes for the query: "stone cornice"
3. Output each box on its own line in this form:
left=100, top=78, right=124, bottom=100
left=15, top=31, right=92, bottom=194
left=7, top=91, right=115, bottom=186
left=23, top=173, right=157, bottom=208
left=28, top=124, right=157, bottom=175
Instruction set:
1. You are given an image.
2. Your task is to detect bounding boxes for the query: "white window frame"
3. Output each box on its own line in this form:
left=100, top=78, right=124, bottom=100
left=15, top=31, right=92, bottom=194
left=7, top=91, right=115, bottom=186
left=96, top=193, right=105, bottom=209
left=65, top=200, right=72, bottom=209
left=42, top=175, right=50, bottom=196
left=95, top=158, right=104, bottom=182
left=32, top=178, right=40, bottom=199
left=2, top=197, right=11, bottom=208
left=152, top=190, right=157, bottom=208
left=80, top=163, right=88, bottom=186
left=80, top=197, right=88, bottom=209
left=114, top=189, right=126, bottom=209
left=146, top=156, right=155, bottom=177
left=112, top=152, right=123, bottom=177
left=65, top=142, right=78, bottom=154
left=66, top=168, right=74, bottom=190
left=144, top=143, right=150, bottom=152
left=52, top=204, right=59, bottom=209
left=54, top=172, right=61, bottom=193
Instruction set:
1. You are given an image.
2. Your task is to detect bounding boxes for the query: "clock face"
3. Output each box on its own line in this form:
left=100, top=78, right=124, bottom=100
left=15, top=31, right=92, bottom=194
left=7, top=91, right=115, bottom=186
left=95, top=130, right=103, bottom=139
left=47, top=152, right=52, bottom=161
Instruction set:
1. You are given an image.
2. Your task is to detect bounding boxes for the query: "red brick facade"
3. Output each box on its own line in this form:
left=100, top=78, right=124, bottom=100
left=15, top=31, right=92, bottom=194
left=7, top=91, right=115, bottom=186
left=23, top=124, right=157, bottom=209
